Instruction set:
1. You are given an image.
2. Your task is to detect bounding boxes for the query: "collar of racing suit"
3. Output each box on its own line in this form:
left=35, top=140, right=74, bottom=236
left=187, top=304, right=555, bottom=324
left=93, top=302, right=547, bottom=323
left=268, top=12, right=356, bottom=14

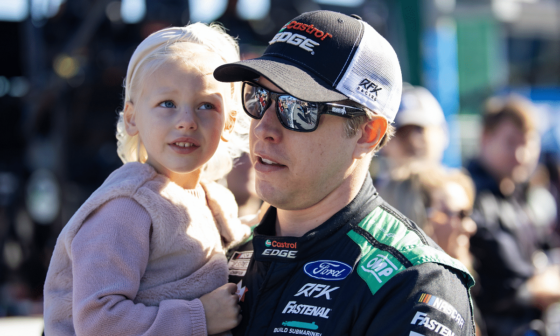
left=253, top=174, right=383, bottom=262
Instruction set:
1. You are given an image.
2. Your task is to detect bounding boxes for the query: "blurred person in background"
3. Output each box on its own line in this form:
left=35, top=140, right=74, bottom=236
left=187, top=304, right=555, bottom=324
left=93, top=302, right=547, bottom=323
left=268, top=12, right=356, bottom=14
left=416, top=165, right=485, bottom=336
left=374, top=84, right=448, bottom=228
left=382, top=84, right=448, bottom=168
left=417, top=166, right=477, bottom=271
left=467, top=96, right=560, bottom=336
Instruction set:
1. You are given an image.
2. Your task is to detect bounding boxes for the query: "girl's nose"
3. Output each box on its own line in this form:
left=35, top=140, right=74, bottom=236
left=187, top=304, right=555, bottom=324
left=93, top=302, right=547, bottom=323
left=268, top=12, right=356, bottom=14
left=176, top=109, right=197, bottom=131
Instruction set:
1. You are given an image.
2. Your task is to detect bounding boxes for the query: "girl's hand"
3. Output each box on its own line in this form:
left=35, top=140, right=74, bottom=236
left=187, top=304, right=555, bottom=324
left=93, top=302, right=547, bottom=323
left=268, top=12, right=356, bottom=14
left=200, top=283, right=242, bottom=334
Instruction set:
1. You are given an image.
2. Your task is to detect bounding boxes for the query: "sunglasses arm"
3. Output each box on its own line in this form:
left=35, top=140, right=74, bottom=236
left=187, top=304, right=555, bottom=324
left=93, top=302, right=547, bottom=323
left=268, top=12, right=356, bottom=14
left=322, top=103, right=367, bottom=119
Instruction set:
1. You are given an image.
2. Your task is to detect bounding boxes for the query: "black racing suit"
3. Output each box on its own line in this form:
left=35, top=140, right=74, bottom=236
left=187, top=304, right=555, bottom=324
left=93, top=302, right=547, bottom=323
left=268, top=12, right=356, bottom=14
left=228, top=176, right=475, bottom=336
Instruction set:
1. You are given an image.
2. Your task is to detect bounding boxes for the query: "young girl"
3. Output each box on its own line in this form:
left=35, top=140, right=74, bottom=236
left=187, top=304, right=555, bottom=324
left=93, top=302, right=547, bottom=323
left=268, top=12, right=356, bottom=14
left=43, top=23, right=251, bottom=335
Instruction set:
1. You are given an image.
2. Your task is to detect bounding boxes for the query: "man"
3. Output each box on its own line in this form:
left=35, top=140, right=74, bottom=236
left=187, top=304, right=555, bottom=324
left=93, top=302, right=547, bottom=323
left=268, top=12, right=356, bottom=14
left=467, top=96, right=560, bottom=336
left=215, top=10, right=475, bottom=336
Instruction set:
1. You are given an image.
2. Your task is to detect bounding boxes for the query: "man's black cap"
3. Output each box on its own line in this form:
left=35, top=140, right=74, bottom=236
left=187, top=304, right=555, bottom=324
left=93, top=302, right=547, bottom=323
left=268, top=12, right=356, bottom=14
left=214, top=10, right=403, bottom=121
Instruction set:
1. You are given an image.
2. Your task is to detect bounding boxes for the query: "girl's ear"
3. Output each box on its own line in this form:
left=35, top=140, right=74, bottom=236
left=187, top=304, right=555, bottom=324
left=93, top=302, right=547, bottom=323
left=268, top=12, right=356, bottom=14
left=221, top=109, right=237, bottom=142
left=123, top=102, right=139, bottom=136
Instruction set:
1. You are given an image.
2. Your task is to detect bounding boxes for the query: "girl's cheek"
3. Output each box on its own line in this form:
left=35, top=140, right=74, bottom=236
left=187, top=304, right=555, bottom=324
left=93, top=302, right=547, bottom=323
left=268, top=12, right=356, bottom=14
left=202, top=113, right=226, bottom=135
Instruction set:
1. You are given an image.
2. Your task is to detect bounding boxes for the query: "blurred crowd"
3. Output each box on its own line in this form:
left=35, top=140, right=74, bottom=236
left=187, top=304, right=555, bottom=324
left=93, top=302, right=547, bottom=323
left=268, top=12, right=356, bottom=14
left=371, top=86, right=560, bottom=336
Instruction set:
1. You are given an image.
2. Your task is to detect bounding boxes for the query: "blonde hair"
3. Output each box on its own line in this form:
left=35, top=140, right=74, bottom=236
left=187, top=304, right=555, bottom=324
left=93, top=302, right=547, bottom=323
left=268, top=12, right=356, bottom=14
left=116, top=23, right=249, bottom=181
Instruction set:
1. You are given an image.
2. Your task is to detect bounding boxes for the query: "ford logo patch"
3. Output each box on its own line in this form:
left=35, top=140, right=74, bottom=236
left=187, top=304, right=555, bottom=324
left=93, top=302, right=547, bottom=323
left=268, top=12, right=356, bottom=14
left=304, top=260, right=352, bottom=281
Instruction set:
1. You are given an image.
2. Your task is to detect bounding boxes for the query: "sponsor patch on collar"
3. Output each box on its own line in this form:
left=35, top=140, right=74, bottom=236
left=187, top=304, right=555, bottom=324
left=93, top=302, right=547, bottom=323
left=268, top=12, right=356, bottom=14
left=265, top=239, right=297, bottom=249
left=254, top=236, right=299, bottom=260
left=228, top=251, right=252, bottom=277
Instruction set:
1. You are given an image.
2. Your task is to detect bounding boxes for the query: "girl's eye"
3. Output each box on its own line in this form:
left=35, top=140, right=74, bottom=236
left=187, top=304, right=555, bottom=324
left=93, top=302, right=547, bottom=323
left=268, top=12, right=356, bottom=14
left=159, top=101, right=176, bottom=108
left=199, top=103, right=215, bottom=110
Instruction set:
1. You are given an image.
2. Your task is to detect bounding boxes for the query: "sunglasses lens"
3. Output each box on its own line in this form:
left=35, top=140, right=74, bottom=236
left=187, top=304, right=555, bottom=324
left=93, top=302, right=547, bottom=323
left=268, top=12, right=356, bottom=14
left=277, top=96, right=319, bottom=131
left=243, top=83, right=269, bottom=118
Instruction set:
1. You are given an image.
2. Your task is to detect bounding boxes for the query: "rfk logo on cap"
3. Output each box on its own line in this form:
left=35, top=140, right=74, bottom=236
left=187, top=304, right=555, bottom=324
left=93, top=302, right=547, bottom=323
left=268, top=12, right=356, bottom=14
left=357, top=78, right=382, bottom=101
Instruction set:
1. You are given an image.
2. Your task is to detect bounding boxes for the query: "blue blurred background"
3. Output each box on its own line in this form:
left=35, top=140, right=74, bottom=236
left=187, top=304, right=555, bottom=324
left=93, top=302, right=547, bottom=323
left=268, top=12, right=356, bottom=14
left=0, top=0, right=560, bottom=330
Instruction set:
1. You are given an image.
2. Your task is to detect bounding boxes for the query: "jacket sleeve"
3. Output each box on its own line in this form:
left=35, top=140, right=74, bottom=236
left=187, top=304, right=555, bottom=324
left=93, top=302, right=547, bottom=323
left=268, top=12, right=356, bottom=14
left=71, top=197, right=207, bottom=336
left=361, top=263, right=474, bottom=336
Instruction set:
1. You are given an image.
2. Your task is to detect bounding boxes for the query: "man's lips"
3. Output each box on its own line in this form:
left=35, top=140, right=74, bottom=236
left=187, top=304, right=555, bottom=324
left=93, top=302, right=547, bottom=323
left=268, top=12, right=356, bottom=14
left=254, top=154, right=287, bottom=173
left=260, top=157, right=280, bottom=165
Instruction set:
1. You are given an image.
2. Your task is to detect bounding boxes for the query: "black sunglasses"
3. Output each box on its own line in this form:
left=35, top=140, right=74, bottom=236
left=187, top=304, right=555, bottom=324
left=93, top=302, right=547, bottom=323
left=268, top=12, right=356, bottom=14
left=242, top=81, right=367, bottom=132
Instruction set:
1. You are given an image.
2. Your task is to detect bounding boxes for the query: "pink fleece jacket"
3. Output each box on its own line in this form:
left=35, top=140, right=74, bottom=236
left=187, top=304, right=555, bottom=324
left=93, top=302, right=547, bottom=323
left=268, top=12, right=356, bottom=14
left=43, top=162, right=250, bottom=336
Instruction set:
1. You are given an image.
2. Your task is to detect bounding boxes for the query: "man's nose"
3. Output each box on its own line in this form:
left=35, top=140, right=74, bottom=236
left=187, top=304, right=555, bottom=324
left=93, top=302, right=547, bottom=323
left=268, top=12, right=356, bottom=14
left=252, top=102, right=282, bottom=142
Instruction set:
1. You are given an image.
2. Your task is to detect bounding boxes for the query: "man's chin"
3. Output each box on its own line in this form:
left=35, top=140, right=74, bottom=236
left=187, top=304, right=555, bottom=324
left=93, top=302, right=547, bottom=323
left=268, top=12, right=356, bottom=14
left=256, top=184, right=301, bottom=211
left=257, top=189, right=291, bottom=210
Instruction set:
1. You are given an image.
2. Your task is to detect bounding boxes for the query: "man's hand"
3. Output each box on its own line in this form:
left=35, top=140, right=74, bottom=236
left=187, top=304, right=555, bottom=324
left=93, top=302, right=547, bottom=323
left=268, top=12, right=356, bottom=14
left=200, top=283, right=242, bottom=334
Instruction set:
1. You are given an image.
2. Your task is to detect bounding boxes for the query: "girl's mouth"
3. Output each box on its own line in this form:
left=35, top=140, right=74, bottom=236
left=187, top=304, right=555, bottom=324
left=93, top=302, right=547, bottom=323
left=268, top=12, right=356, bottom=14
left=169, top=141, right=199, bottom=154
left=174, top=142, right=195, bottom=148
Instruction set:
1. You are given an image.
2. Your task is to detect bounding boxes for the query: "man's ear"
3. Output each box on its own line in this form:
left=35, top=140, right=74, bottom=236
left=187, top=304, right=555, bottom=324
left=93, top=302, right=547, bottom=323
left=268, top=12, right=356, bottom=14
left=353, top=115, right=388, bottom=159
left=123, top=102, right=139, bottom=136
left=221, top=109, right=237, bottom=142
